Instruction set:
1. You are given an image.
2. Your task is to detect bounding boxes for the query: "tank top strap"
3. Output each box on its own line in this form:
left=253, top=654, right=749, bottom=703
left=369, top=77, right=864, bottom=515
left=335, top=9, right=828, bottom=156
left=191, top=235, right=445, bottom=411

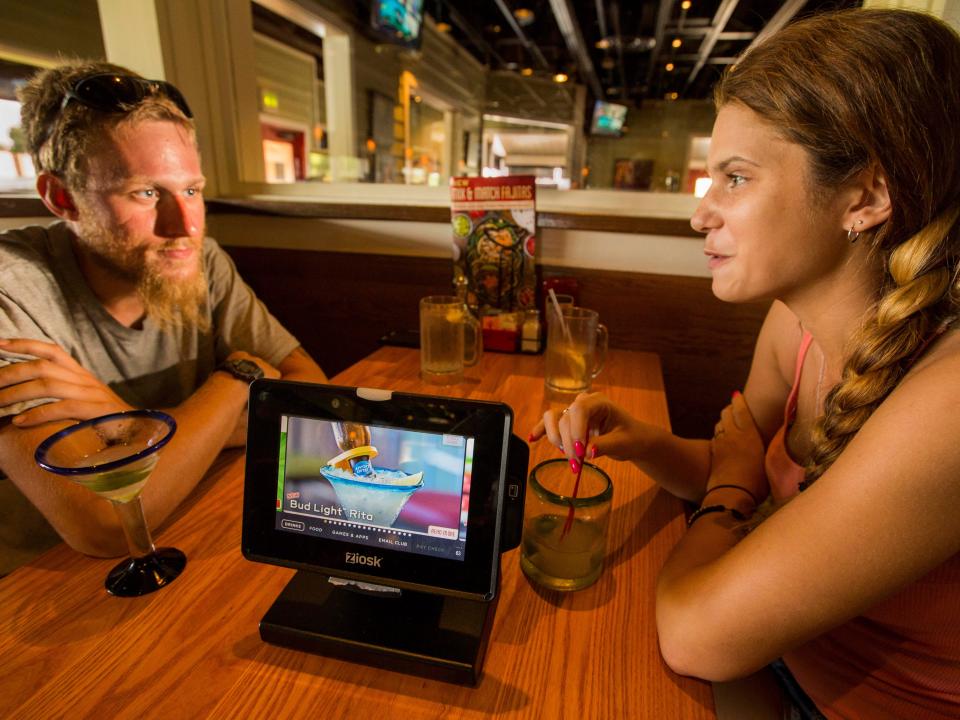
left=784, top=331, right=814, bottom=426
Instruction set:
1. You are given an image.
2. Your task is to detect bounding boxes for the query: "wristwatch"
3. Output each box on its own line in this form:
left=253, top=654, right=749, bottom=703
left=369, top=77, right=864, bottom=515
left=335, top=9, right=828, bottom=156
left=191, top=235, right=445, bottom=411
left=216, top=358, right=264, bottom=383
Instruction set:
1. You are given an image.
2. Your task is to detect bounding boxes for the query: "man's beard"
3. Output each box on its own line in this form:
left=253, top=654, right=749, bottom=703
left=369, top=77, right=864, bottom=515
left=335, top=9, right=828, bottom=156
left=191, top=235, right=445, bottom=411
left=74, top=216, right=211, bottom=333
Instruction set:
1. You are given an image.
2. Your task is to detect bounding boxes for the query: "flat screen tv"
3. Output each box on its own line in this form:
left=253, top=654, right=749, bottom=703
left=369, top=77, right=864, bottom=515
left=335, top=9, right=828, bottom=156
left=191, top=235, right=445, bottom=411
left=370, top=0, right=424, bottom=49
left=590, top=101, right=628, bottom=137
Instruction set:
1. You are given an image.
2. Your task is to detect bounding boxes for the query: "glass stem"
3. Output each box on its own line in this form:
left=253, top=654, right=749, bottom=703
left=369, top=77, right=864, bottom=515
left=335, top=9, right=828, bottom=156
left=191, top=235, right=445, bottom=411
left=111, top=496, right=156, bottom=559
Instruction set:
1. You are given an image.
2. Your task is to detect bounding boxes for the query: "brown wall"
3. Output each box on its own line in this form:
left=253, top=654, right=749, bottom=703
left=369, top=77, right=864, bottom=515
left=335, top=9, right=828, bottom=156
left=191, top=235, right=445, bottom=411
left=223, top=246, right=768, bottom=439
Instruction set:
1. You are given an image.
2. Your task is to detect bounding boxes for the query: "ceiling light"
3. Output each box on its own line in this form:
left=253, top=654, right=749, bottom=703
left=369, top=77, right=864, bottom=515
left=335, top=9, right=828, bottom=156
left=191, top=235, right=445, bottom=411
left=595, top=38, right=611, bottom=50
left=414, top=95, right=422, bottom=103
left=601, top=57, right=615, bottom=70
left=521, top=67, right=533, bottom=76
left=669, top=92, right=679, bottom=100
left=436, top=21, right=451, bottom=33
left=681, top=0, right=692, bottom=9
left=514, top=8, right=535, bottom=26
left=671, top=38, right=682, bottom=48
left=487, top=24, right=502, bottom=33
left=553, top=72, right=569, bottom=83
left=665, top=63, right=675, bottom=72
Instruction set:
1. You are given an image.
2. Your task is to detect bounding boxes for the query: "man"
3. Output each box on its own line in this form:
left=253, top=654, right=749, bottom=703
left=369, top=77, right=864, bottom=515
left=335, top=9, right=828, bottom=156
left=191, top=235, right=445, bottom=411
left=0, top=61, right=327, bottom=570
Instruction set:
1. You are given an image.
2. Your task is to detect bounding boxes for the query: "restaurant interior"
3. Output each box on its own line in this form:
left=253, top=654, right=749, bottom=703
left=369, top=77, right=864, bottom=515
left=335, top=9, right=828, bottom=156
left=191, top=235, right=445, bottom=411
left=2, top=0, right=898, bottom=439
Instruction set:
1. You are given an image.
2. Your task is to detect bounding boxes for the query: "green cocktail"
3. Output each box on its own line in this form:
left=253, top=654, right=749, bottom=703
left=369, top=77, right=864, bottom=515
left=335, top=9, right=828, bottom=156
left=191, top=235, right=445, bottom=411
left=35, top=410, right=185, bottom=597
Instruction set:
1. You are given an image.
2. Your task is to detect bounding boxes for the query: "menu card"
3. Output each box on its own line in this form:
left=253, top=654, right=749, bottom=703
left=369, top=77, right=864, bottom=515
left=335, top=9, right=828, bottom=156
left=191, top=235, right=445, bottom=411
left=450, top=176, right=538, bottom=352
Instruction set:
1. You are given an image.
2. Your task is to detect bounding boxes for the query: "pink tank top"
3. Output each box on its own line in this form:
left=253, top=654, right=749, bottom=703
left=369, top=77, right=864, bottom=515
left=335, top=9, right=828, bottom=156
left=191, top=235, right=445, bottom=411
left=763, top=331, right=814, bottom=500
left=764, top=332, right=960, bottom=718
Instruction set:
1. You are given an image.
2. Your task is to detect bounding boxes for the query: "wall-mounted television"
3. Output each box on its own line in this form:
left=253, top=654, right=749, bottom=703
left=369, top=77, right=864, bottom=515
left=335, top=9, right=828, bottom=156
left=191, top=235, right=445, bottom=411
left=590, top=101, right=628, bottom=137
left=370, top=0, right=424, bottom=49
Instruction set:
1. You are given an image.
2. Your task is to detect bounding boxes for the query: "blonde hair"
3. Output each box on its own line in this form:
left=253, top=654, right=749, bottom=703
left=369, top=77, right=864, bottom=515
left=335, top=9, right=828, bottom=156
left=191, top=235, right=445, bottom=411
left=715, top=10, right=960, bottom=486
left=18, top=60, right=194, bottom=191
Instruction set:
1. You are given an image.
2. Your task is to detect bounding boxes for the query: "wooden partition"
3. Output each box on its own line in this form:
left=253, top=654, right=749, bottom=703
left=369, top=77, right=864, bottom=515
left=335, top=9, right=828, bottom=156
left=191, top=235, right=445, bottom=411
left=223, top=245, right=768, bottom=439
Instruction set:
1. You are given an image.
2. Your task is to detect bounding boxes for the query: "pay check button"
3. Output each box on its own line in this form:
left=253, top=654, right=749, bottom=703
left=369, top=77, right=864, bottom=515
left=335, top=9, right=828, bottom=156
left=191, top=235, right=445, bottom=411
left=281, top=519, right=305, bottom=531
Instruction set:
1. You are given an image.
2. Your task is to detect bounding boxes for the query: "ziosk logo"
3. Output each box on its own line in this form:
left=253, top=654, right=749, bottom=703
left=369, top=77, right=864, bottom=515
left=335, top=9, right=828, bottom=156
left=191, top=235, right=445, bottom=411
left=345, top=552, right=382, bottom=567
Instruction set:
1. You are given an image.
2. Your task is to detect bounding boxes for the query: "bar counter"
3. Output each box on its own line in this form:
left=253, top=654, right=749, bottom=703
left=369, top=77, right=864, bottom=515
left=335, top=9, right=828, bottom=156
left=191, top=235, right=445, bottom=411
left=0, top=347, right=714, bottom=719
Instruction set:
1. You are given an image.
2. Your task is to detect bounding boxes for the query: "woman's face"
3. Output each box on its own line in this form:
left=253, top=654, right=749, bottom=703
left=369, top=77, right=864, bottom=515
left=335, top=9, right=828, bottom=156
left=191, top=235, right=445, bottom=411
left=691, top=103, right=851, bottom=304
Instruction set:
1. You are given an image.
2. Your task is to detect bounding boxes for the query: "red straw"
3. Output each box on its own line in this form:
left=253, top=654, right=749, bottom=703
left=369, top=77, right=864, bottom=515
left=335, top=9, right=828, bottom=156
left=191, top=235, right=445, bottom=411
left=560, top=459, right=584, bottom=540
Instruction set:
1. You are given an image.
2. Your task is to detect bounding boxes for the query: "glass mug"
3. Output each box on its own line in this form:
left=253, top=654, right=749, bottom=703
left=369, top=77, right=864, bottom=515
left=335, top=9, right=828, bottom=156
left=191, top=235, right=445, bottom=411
left=520, top=458, right=613, bottom=592
left=418, top=295, right=482, bottom=384
left=544, top=306, right=609, bottom=394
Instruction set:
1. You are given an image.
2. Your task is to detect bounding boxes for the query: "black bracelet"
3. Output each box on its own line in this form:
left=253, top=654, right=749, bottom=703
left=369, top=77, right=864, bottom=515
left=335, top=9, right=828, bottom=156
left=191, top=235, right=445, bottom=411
left=703, top=484, right=760, bottom=506
left=687, top=504, right=747, bottom=528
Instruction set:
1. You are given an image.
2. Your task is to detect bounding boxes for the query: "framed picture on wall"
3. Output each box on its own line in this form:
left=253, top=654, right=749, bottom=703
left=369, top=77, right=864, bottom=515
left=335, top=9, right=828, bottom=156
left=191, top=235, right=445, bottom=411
left=613, top=158, right=653, bottom=190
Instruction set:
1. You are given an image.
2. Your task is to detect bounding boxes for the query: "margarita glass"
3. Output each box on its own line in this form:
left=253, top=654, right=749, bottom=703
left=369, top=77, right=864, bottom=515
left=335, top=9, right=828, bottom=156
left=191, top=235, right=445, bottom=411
left=35, top=409, right=185, bottom=597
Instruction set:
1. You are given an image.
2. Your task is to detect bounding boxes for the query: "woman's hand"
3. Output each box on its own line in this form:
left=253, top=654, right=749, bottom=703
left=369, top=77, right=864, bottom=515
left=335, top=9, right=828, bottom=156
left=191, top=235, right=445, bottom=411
left=707, top=393, right=768, bottom=502
left=529, top=391, right=655, bottom=465
left=0, top=338, right=133, bottom=426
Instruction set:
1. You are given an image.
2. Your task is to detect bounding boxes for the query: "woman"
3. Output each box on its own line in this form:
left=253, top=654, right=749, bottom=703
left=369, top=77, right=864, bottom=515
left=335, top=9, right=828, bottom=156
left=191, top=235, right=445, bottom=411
left=531, top=9, right=960, bottom=719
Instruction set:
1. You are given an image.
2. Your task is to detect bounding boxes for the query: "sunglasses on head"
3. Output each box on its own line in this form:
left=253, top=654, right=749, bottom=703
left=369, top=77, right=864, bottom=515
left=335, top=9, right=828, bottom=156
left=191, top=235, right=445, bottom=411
left=40, top=73, right=193, bottom=150
left=61, top=73, right=193, bottom=117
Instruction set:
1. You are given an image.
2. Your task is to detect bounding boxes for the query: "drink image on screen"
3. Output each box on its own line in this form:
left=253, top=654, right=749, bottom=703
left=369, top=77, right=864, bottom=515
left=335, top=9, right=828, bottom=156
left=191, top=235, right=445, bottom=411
left=320, top=423, right=425, bottom=526
left=34, top=410, right=186, bottom=597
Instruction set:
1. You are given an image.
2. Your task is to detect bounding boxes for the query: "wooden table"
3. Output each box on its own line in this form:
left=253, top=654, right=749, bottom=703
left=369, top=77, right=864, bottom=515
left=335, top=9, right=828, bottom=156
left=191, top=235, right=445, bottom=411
left=0, top=348, right=714, bottom=719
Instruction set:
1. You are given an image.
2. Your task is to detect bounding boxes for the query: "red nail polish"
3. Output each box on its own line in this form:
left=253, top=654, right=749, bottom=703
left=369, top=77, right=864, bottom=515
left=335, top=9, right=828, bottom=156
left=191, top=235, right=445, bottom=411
left=574, top=440, right=585, bottom=458
left=570, top=458, right=580, bottom=474
left=527, top=433, right=536, bottom=443
left=589, top=445, right=597, bottom=459
left=732, top=390, right=741, bottom=400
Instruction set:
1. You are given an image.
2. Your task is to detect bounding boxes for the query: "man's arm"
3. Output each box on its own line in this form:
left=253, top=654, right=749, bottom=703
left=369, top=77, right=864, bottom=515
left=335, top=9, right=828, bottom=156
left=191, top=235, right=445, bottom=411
left=0, top=340, right=280, bottom=556
left=277, top=345, right=327, bottom=383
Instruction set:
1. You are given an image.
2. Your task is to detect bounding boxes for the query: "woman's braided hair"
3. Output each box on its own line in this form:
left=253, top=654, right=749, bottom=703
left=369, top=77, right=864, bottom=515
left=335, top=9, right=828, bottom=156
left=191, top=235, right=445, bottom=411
left=716, top=9, right=960, bottom=487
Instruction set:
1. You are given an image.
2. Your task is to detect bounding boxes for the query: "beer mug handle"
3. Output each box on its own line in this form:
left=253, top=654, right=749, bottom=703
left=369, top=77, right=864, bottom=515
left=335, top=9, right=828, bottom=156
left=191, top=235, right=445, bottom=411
left=463, top=308, right=483, bottom=367
left=591, top=323, right=608, bottom=379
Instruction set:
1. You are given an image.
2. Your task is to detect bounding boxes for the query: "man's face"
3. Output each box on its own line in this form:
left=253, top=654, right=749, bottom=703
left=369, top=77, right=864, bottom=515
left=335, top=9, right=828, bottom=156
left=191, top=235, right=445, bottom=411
left=73, top=119, right=208, bottom=328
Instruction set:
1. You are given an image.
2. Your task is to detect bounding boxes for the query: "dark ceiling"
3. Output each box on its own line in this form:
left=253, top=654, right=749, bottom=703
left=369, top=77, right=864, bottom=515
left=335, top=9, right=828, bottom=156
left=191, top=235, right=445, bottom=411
left=430, top=0, right=860, bottom=104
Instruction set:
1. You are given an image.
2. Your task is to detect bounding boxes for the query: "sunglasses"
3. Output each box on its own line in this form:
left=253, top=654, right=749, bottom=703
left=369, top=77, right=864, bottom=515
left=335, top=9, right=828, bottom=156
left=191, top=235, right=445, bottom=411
left=40, top=73, right=193, bottom=149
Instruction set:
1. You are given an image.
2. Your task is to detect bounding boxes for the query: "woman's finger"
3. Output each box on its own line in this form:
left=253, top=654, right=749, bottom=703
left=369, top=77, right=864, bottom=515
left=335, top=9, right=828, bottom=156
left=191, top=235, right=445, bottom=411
left=528, top=419, right=545, bottom=442
left=541, top=408, right=565, bottom=452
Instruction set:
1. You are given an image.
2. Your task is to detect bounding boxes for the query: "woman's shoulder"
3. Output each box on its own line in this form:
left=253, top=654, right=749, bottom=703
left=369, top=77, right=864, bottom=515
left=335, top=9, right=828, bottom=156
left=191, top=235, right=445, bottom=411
left=754, top=300, right=805, bottom=384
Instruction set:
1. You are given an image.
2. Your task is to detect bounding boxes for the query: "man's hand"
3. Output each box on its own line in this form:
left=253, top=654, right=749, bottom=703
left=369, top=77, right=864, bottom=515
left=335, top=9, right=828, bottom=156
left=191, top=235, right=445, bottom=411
left=0, top=338, right=133, bottom=426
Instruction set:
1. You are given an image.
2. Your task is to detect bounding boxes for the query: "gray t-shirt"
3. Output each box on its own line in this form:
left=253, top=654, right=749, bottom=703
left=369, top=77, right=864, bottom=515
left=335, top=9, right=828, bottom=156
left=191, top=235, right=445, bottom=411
left=0, top=221, right=298, bottom=408
left=0, top=221, right=300, bottom=574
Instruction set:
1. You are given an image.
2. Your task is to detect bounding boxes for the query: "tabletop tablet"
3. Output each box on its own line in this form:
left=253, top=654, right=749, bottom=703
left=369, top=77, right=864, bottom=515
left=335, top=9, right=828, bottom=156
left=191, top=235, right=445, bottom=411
left=242, top=380, right=524, bottom=601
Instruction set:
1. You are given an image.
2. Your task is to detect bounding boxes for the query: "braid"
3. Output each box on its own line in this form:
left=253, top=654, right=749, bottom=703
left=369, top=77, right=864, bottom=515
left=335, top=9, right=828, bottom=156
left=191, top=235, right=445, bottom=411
left=804, top=206, right=960, bottom=486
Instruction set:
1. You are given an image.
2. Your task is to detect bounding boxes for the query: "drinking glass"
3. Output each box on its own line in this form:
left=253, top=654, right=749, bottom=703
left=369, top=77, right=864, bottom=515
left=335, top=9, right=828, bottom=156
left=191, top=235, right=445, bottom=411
left=419, top=295, right=482, bottom=384
left=520, top=458, right=613, bottom=591
left=544, top=306, right=608, bottom=395
left=35, top=410, right=186, bottom=597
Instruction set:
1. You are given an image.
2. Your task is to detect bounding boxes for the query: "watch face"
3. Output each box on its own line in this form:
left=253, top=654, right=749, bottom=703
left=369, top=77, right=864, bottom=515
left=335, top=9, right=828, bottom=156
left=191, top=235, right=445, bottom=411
left=223, top=359, right=263, bottom=381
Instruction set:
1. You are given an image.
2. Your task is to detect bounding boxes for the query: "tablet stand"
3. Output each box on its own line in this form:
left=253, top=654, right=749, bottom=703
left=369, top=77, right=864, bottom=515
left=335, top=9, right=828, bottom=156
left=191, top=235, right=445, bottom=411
left=260, top=570, right=498, bottom=686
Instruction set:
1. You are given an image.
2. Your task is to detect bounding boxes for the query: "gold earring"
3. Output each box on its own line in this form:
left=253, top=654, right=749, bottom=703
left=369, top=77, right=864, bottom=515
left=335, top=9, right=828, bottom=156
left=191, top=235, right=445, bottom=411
left=847, top=219, right=864, bottom=244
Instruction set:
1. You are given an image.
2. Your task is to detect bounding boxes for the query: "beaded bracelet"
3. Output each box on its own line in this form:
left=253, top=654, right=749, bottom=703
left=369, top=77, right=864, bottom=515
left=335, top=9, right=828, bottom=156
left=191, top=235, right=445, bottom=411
left=703, top=484, right=759, bottom=506
left=687, top=504, right=747, bottom=528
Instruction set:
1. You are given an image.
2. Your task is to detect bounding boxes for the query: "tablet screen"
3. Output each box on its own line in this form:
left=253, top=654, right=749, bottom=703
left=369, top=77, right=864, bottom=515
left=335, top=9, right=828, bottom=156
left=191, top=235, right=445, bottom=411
left=242, top=380, right=526, bottom=600
left=276, top=415, right=472, bottom=562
